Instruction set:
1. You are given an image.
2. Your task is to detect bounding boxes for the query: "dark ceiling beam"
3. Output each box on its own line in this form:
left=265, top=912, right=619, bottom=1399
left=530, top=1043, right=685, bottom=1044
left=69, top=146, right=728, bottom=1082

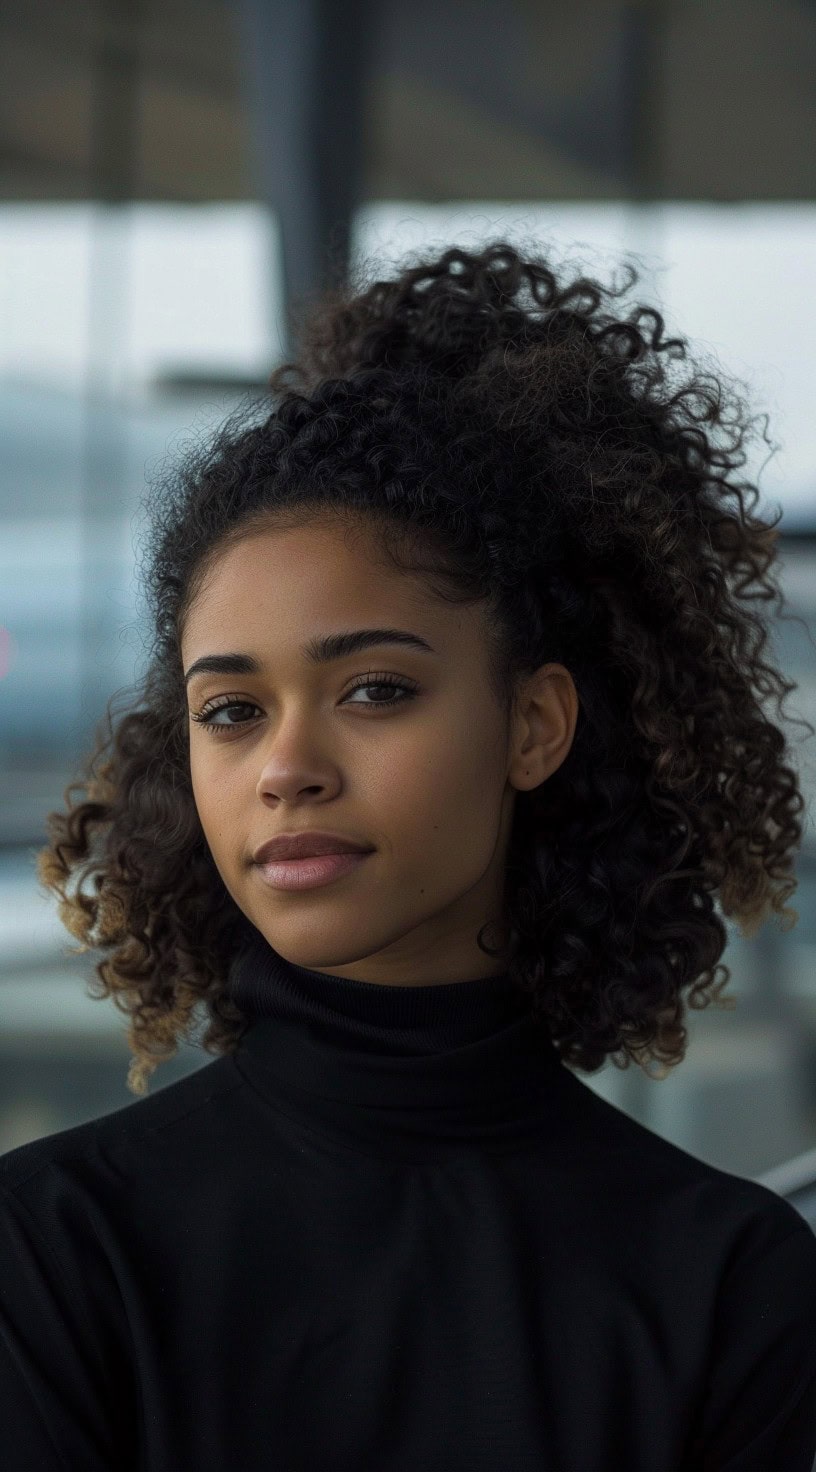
left=0, top=12, right=239, bottom=100
left=0, top=143, right=90, bottom=185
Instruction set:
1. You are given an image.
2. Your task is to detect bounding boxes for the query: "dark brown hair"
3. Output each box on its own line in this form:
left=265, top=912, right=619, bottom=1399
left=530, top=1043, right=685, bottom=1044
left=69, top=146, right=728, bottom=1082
left=35, top=239, right=812, bottom=1097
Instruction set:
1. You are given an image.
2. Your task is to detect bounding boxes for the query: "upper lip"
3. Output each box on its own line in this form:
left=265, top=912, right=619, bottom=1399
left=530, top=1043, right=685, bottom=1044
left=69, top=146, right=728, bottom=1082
left=253, top=830, right=374, bottom=863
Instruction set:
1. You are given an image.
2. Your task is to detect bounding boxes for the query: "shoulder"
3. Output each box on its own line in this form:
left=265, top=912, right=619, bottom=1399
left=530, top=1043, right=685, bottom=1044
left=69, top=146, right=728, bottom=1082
left=561, top=1066, right=815, bottom=1252
left=0, top=1051, right=244, bottom=1204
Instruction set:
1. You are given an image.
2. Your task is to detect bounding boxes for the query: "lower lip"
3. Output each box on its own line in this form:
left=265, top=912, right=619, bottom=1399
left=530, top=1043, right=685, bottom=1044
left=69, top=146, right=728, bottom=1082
left=255, top=851, right=372, bottom=890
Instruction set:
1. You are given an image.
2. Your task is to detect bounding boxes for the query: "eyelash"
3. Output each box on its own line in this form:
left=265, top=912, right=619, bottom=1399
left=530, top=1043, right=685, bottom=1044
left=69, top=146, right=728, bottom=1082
left=190, top=672, right=420, bottom=735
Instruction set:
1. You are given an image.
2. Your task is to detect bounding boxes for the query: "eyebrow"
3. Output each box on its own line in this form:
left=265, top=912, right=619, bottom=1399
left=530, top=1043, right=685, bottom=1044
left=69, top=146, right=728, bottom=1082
left=183, top=627, right=437, bottom=688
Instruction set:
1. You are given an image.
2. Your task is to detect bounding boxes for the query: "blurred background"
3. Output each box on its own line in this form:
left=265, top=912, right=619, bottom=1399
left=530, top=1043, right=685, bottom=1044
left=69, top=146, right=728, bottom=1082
left=2, top=0, right=816, bottom=1224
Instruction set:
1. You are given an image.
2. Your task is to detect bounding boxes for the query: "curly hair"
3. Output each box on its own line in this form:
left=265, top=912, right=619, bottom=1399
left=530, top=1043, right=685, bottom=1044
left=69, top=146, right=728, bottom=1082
left=34, top=238, right=813, bottom=1098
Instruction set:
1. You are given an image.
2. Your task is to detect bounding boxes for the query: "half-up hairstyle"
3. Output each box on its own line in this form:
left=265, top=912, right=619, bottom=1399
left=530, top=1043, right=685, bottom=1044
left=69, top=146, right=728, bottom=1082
left=34, top=239, right=812, bottom=1096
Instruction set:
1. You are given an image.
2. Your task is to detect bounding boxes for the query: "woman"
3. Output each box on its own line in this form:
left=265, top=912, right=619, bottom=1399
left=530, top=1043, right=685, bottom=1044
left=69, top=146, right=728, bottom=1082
left=3, top=240, right=815, bottom=1469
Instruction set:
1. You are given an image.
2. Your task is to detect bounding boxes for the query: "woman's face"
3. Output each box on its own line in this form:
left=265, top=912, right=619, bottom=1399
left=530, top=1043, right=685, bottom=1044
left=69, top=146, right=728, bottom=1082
left=182, top=518, right=578, bottom=986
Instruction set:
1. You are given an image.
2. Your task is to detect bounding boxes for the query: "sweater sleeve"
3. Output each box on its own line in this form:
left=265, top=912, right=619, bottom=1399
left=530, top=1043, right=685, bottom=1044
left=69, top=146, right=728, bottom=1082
left=682, top=1197, right=816, bottom=1471
left=0, top=1181, right=126, bottom=1470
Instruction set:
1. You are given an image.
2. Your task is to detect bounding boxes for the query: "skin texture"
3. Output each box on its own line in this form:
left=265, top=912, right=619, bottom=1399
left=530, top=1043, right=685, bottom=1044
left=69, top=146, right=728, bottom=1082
left=182, top=518, right=579, bottom=987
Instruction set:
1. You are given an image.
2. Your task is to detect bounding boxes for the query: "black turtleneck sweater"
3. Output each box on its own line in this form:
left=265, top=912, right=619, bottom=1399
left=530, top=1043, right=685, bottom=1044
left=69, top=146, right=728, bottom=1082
left=2, top=924, right=816, bottom=1471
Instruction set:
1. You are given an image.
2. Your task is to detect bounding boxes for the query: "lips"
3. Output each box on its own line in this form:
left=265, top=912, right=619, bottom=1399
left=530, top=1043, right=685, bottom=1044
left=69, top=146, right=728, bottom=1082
left=252, top=831, right=374, bottom=864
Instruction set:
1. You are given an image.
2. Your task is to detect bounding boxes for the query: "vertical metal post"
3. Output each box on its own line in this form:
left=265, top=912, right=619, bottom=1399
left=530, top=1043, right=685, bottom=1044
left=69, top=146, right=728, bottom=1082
left=233, top=0, right=378, bottom=359
left=620, top=0, right=668, bottom=299
left=77, top=0, right=142, bottom=761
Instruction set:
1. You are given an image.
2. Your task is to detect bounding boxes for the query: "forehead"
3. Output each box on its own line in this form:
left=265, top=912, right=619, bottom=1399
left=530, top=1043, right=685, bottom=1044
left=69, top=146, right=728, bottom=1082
left=190, top=521, right=415, bottom=606
left=181, top=520, right=460, bottom=657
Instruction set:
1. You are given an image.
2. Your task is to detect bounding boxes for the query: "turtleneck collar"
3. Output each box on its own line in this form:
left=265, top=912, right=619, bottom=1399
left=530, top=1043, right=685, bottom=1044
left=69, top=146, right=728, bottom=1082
left=227, top=921, right=569, bottom=1160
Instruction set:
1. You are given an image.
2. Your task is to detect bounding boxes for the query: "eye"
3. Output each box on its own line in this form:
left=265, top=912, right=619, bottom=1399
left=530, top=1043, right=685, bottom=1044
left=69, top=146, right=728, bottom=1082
left=343, top=674, right=419, bottom=708
left=190, top=673, right=420, bottom=736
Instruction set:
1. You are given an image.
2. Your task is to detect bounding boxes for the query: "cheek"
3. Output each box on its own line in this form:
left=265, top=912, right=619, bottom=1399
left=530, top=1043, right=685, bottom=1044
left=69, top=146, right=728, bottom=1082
left=374, top=718, right=505, bottom=850
left=189, top=753, right=232, bottom=844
